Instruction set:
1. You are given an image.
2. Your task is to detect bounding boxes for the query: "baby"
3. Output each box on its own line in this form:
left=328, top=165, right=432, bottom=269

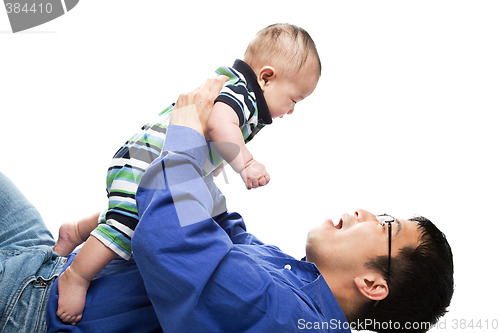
left=54, top=23, right=322, bottom=325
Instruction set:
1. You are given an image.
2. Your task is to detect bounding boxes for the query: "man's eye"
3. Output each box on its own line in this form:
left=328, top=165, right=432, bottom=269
left=292, top=99, right=297, bottom=104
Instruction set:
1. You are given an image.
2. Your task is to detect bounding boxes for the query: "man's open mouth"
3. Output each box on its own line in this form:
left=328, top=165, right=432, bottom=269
left=333, top=218, right=343, bottom=230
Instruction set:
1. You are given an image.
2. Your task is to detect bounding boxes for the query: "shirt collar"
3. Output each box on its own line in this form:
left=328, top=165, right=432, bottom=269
left=297, top=259, right=351, bottom=330
left=300, top=275, right=350, bottom=330
left=232, top=59, right=272, bottom=125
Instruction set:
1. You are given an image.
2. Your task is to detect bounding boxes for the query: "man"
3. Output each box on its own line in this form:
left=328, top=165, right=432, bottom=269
left=130, top=76, right=454, bottom=332
left=1, top=77, right=453, bottom=332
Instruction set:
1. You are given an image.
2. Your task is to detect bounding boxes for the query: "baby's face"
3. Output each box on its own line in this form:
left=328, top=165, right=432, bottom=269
left=263, top=62, right=319, bottom=119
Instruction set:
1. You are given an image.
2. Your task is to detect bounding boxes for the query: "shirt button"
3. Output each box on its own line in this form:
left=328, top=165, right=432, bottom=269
left=284, top=264, right=292, bottom=270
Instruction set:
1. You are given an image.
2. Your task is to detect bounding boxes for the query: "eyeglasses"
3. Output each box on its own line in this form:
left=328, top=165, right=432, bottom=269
left=374, top=214, right=394, bottom=307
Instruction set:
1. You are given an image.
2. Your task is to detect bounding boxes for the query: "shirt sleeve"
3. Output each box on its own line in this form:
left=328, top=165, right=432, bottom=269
left=213, top=211, right=266, bottom=246
left=214, top=83, right=256, bottom=128
left=202, top=174, right=265, bottom=245
left=132, top=125, right=304, bottom=332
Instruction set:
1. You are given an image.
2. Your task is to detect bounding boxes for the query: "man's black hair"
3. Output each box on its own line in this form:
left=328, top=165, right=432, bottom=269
left=354, top=216, right=454, bottom=333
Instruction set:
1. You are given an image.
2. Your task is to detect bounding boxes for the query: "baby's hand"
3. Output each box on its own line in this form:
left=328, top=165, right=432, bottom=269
left=240, top=160, right=270, bottom=189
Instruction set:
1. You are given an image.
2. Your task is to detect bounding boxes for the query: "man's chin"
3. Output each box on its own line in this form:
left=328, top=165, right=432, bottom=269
left=305, top=222, right=333, bottom=252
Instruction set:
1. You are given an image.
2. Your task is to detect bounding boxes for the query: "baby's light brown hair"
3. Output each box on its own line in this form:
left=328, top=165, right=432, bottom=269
left=244, top=23, right=322, bottom=78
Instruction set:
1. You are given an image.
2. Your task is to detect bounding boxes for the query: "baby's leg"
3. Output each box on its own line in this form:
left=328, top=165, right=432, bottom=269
left=52, top=212, right=99, bottom=256
left=56, top=265, right=90, bottom=325
left=57, top=236, right=117, bottom=325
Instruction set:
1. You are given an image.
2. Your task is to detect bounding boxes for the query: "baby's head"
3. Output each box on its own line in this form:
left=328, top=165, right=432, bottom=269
left=244, top=23, right=322, bottom=119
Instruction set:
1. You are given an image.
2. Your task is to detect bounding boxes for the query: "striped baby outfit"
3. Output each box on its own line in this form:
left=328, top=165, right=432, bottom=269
left=91, top=59, right=272, bottom=259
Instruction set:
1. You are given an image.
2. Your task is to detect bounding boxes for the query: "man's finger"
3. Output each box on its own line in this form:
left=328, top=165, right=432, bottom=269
left=210, top=75, right=229, bottom=96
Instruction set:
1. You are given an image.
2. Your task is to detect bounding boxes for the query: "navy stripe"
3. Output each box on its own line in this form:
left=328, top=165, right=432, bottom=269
left=108, top=191, right=136, bottom=199
left=126, top=146, right=161, bottom=164
left=232, top=59, right=272, bottom=125
left=134, top=140, right=162, bottom=154
left=106, top=211, right=139, bottom=232
left=150, top=124, right=168, bottom=133
left=108, top=163, right=147, bottom=174
left=227, top=84, right=257, bottom=120
left=112, top=145, right=131, bottom=159
left=111, top=145, right=160, bottom=164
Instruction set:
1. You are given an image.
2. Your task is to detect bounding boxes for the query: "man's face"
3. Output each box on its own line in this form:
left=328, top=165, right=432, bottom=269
left=305, top=209, right=421, bottom=277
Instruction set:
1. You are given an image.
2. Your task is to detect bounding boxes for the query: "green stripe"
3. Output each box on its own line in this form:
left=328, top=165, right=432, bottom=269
left=159, top=105, right=174, bottom=116
left=109, top=203, right=138, bottom=214
left=216, top=67, right=241, bottom=85
left=109, top=189, right=135, bottom=196
left=95, top=225, right=132, bottom=255
left=137, top=136, right=164, bottom=150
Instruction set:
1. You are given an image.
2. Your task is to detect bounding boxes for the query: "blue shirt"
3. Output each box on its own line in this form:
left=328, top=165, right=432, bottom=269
left=131, top=125, right=351, bottom=332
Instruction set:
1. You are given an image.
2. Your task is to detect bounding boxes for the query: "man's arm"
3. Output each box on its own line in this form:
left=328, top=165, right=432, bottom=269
left=133, top=125, right=305, bottom=332
left=131, top=79, right=295, bottom=331
left=132, top=125, right=234, bottom=329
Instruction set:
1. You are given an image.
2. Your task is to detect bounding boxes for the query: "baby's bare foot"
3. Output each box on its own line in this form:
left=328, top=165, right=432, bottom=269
left=53, top=222, right=84, bottom=257
left=57, top=267, right=90, bottom=325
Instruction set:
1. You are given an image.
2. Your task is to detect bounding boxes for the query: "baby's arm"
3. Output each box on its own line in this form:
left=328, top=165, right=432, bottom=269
left=57, top=235, right=117, bottom=325
left=207, top=102, right=270, bottom=189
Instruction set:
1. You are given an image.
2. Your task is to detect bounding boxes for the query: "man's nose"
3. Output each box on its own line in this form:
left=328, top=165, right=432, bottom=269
left=288, top=106, right=295, bottom=114
left=354, top=209, right=378, bottom=222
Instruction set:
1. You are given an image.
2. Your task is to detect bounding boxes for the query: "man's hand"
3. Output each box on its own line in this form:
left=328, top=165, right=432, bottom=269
left=170, top=75, right=228, bottom=137
left=240, top=159, right=270, bottom=189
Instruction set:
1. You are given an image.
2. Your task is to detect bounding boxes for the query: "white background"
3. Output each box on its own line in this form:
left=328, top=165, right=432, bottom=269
left=1, top=1, right=498, bottom=331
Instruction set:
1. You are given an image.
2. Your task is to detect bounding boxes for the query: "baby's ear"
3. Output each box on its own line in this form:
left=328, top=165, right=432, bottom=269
left=257, top=66, right=276, bottom=88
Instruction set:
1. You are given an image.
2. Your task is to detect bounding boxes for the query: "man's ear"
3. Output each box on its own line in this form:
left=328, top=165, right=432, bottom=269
left=257, top=66, right=275, bottom=90
left=353, top=273, right=389, bottom=301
